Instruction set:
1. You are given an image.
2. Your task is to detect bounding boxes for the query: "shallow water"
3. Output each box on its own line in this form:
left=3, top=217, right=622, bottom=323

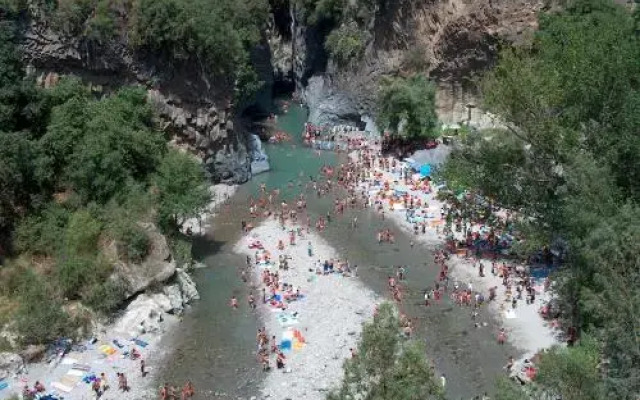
left=157, top=101, right=519, bottom=400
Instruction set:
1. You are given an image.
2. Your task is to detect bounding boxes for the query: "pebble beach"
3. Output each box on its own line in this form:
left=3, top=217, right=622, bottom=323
left=234, top=220, right=378, bottom=400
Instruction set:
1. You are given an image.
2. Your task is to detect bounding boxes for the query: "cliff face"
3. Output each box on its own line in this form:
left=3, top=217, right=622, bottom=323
left=19, top=10, right=262, bottom=184
left=287, top=0, right=544, bottom=128
left=18, top=0, right=547, bottom=176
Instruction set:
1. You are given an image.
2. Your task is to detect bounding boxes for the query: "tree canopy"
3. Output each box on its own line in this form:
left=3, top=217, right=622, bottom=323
left=377, top=74, right=438, bottom=139
left=0, top=19, right=210, bottom=344
left=440, top=1, right=640, bottom=398
left=329, top=303, right=444, bottom=400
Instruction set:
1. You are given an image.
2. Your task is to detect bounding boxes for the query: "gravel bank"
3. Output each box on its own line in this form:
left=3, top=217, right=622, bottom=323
left=234, top=220, right=378, bottom=400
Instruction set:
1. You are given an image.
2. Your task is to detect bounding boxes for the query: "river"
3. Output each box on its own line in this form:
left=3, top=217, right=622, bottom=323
left=157, top=100, right=518, bottom=400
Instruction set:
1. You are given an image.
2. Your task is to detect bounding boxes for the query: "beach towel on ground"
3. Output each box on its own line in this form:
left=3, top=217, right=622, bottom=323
left=52, top=382, right=74, bottom=393
left=60, top=357, right=78, bottom=365
left=67, top=369, right=85, bottom=377
left=71, top=363, right=91, bottom=372
left=276, top=312, right=299, bottom=327
left=99, top=345, right=117, bottom=355
left=60, top=374, right=81, bottom=387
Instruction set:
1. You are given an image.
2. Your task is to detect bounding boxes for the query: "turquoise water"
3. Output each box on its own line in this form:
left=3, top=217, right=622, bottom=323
left=158, top=100, right=516, bottom=400
left=248, top=103, right=336, bottom=200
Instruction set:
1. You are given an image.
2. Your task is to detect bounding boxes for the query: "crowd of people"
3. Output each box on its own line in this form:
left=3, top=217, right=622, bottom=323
left=224, top=122, right=562, bottom=397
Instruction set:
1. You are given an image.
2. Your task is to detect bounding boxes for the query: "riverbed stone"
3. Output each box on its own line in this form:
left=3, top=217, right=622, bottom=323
left=0, top=352, right=24, bottom=380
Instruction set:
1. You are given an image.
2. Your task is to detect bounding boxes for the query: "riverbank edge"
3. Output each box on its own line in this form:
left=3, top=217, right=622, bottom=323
left=234, top=219, right=379, bottom=400
left=351, top=148, right=560, bottom=361
left=0, top=184, right=237, bottom=400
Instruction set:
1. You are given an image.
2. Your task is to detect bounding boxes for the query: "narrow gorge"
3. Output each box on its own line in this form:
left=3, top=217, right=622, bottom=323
left=16, top=0, right=544, bottom=184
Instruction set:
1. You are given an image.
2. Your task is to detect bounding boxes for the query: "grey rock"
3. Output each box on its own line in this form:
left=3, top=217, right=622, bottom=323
left=0, top=352, right=24, bottom=380
left=177, top=268, right=200, bottom=303
left=163, top=284, right=184, bottom=313
left=108, top=223, right=176, bottom=299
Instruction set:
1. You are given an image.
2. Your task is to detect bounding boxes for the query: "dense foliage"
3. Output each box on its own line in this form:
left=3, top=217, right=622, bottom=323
left=328, top=303, right=444, bottom=400
left=294, top=0, right=380, bottom=66
left=0, top=20, right=209, bottom=345
left=325, top=21, right=370, bottom=67
left=440, top=0, right=640, bottom=398
left=2, top=0, right=269, bottom=98
left=377, top=74, right=438, bottom=139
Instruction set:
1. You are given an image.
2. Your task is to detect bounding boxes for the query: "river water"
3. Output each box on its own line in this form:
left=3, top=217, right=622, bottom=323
left=157, top=101, right=518, bottom=400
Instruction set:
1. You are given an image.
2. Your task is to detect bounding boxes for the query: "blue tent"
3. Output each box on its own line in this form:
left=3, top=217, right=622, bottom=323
left=419, top=164, right=431, bottom=177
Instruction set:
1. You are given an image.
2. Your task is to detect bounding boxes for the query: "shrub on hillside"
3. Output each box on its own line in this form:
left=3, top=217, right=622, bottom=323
left=14, top=204, right=71, bottom=255
left=13, top=272, right=74, bottom=345
left=325, top=21, right=368, bottom=66
left=82, top=279, right=127, bottom=315
left=377, top=74, right=439, bottom=139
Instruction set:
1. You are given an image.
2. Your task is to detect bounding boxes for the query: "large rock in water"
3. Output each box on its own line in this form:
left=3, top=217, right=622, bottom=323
left=177, top=268, right=200, bottom=304
left=106, top=223, right=176, bottom=298
left=0, top=352, right=24, bottom=380
left=111, top=294, right=167, bottom=337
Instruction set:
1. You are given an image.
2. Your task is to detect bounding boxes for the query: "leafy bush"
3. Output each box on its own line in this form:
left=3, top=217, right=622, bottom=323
left=63, top=209, right=102, bottom=255
left=117, top=224, right=150, bottom=263
left=155, top=150, right=209, bottom=231
left=56, top=255, right=95, bottom=299
left=66, top=87, right=166, bottom=203
left=51, top=0, right=93, bottom=35
left=14, top=204, right=71, bottom=255
left=85, top=0, right=117, bottom=41
left=329, top=302, right=443, bottom=400
left=130, top=0, right=268, bottom=86
left=13, top=272, right=73, bottom=345
left=377, top=74, right=439, bottom=139
left=82, top=279, right=126, bottom=314
left=168, top=234, right=193, bottom=268
left=325, top=21, right=369, bottom=66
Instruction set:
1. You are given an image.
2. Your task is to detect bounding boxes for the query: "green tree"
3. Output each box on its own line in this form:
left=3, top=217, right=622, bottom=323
left=328, top=302, right=443, bottom=400
left=325, top=21, right=369, bottom=66
left=536, top=338, right=604, bottom=400
left=441, top=1, right=640, bottom=398
left=0, top=20, right=40, bottom=132
left=377, top=75, right=438, bottom=139
left=66, top=87, right=166, bottom=202
left=13, top=271, right=72, bottom=345
left=154, top=150, right=210, bottom=231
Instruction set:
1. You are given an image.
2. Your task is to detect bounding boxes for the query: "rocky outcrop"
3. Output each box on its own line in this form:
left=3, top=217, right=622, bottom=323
left=106, top=223, right=176, bottom=298
left=248, top=134, right=271, bottom=175
left=147, top=90, right=252, bottom=184
left=20, top=15, right=254, bottom=184
left=112, top=267, right=199, bottom=336
left=285, top=0, right=543, bottom=128
left=0, top=352, right=24, bottom=381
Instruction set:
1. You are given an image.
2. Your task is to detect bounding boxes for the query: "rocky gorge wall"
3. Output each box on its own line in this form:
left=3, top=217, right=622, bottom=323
left=20, top=12, right=260, bottom=184
left=278, top=0, right=545, bottom=129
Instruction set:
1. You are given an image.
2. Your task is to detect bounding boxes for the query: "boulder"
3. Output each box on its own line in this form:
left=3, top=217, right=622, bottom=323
left=111, top=294, right=165, bottom=337
left=177, top=268, right=200, bottom=303
left=107, top=223, right=177, bottom=299
left=162, top=284, right=184, bottom=313
left=19, top=345, right=46, bottom=363
left=0, top=352, right=24, bottom=380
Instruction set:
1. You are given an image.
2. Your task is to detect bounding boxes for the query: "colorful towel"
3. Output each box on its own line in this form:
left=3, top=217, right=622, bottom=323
left=99, top=345, right=117, bottom=355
